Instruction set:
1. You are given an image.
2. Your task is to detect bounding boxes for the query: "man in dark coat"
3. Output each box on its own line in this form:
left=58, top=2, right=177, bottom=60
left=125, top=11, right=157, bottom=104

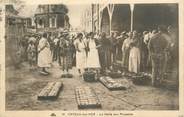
left=148, top=25, right=170, bottom=86
left=110, top=32, right=118, bottom=63
left=98, top=32, right=111, bottom=73
left=116, top=31, right=127, bottom=61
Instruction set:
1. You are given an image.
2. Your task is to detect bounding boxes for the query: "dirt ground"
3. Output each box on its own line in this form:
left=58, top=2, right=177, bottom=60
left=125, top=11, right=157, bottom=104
left=6, top=62, right=179, bottom=110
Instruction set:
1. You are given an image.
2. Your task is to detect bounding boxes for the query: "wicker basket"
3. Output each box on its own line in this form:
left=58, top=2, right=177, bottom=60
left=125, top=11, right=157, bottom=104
left=83, top=71, right=96, bottom=82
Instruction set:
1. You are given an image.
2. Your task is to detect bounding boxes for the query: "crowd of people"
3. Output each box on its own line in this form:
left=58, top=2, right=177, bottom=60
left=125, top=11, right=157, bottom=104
left=18, top=25, right=178, bottom=86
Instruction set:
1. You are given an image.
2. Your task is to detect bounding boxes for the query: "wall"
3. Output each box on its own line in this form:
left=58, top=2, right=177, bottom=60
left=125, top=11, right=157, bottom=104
left=5, top=17, right=26, bottom=66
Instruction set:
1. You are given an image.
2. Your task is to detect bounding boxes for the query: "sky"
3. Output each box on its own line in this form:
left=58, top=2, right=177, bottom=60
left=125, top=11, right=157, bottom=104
left=17, top=4, right=89, bottom=28
left=67, top=4, right=89, bottom=28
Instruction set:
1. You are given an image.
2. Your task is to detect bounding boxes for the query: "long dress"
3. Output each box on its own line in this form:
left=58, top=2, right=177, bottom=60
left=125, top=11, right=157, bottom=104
left=38, top=37, right=52, bottom=68
left=86, top=39, right=101, bottom=68
left=27, top=44, right=36, bottom=63
left=122, top=38, right=133, bottom=70
left=75, top=39, right=87, bottom=70
left=129, top=46, right=141, bottom=73
left=62, top=40, right=73, bottom=71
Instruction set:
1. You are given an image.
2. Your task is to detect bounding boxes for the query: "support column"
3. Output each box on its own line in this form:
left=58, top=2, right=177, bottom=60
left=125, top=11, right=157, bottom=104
left=99, top=10, right=103, bottom=33
left=130, top=4, right=134, bottom=32
left=55, top=15, right=57, bottom=28
left=91, top=4, right=94, bottom=32
left=109, top=16, right=112, bottom=35
left=108, top=4, right=114, bottom=35
left=130, top=11, right=133, bottom=31
left=35, top=17, right=38, bottom=31
left=97, top=4, right=100, bottom=33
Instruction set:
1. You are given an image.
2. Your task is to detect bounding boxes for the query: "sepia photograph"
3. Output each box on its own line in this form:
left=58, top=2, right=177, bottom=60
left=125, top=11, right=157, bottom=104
left=4, top=2, right=179, bottom=111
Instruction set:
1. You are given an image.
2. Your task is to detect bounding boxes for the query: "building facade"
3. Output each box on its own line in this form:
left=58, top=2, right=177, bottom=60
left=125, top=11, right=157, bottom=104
left=80, top=4, right=100, bottom=33
left=23, top=18, right=32, bottom=28
left=80, top=5, right=93, bottom=32
left=35, top=4, right=70, bottom=32
left=82, top=4, right=178, bottom=35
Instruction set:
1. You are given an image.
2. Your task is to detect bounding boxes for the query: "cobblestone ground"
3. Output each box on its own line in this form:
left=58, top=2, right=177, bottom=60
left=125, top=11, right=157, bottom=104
left=6, top=62, right=179, bottom=110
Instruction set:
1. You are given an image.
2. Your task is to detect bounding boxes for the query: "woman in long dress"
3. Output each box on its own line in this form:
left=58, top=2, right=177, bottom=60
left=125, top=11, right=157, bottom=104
left=128, top=32, right=141, bottom=73
left=38, top=33, right=52, bottom=74
left=122, top=32, right=133, bottom=71
left=74, top=33, right=87, bottom=74
left=86, top=32, right=101, bottom=69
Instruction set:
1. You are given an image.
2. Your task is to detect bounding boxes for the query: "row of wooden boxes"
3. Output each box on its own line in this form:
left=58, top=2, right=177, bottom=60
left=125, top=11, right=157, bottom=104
left=37, top=70, right=151, bottom=109
left=83, top=69, right=152, bottom=86
left=37, top=82, right=102, bottom=109
left=37, top=80, right=128, bottom=109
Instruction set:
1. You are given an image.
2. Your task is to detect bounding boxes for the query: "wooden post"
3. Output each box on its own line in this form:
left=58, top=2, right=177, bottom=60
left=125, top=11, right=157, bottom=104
left=109, top=16, right=112, bottom=36
left=97, top=4, right=100, bottom=33
left=99, top=11, right=103, bottom=33
left=130, top=4, right=134, bottom=32
left=131, top=11, right=133, bottom=32
left=91, top=4, right=94, bottom=32
left=108, top=4, right=114, bottom=36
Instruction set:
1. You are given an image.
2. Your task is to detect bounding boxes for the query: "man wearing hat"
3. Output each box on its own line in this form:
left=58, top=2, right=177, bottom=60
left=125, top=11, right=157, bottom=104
left=110, top=32, right=118, bottom=63
left=52, top=35, right=60, bottom=61
left=148, top=25, right=170, bottom=86
left=58, top=33, right=67, bottom=66
left=116, top=31, right=127, bottom=61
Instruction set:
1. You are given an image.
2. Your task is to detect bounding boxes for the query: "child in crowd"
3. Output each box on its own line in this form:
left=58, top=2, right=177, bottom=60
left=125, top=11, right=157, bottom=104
left=27, top=41, right=36, bottom=70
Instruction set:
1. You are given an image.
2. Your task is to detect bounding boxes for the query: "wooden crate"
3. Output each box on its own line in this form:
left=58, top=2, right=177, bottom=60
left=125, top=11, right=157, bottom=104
left=38, top=82, right=63, bottom=100
left=99, top=76, right=128, bottom=90
left=75, top=86, right=101, bottom=109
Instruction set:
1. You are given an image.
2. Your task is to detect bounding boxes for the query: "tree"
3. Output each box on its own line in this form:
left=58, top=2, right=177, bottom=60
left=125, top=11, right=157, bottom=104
left=7, top=0, right=25, bottom=12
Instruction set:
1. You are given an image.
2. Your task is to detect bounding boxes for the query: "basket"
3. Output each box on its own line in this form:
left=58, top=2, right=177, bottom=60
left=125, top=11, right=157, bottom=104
left=83, top=71, right=96, bottom=82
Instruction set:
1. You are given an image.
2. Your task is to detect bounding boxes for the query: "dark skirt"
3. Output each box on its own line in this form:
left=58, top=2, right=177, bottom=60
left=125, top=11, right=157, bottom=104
left=61, top=49, right=73, bottom=70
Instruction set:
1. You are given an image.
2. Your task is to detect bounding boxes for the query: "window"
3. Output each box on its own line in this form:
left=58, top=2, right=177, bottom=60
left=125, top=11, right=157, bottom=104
left=49, top=17, right=56, bottom=28
left=38, top=19, right=44, bottom=28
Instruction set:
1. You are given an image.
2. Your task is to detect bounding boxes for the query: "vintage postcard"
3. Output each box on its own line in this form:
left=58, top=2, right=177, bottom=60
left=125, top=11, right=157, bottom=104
left=0, top=0, right=183, bottom=117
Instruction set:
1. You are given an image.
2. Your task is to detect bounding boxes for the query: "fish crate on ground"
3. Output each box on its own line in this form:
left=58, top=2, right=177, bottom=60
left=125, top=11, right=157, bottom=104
left=75, top=86, right=101, bottom=109
left=106, top=70, right=122, bottom=78
left=132, top=72, right=152, bottom=85
left=99, top=76, right=129, bottom=90
left=61, top=73, right=73, bottom=78
left=112, top=60, right=126, bottom=72
left=37, top=82, right=63, bottom=100
left=122, top=72, right=137, bottom=78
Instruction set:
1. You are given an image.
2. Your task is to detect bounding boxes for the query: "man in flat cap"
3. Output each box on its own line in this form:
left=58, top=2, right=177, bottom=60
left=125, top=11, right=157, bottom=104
left=148, top=25, right=170, bottom=86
